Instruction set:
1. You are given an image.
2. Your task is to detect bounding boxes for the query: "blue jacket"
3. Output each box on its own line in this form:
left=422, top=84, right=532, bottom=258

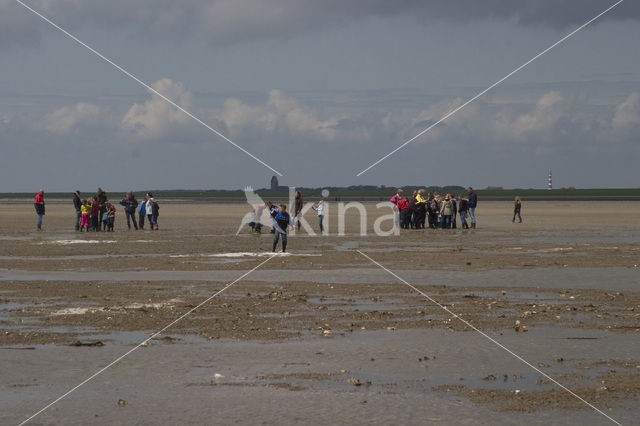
left=138, top=201, right=146, bottom=215
left=274, top=212, right=291, bottom=231
left=468, top=192, right=478, bottom=208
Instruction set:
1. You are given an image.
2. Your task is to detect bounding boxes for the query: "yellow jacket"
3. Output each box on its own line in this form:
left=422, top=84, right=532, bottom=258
left=81, top=204, right=90, bottom=214
left=415, top=193, right=427, bottom=204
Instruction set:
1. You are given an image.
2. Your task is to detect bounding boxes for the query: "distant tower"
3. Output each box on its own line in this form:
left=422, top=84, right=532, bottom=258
left=547, top=169, right=552, bottom=190
left=270, top=175, right=279, bottom=190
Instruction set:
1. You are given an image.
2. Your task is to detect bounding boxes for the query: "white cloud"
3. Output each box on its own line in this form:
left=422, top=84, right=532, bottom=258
left=121, top=78, right=193, bottom=138
left=39, top=102, right=102, bottom=135
left=612, top=91, right=640, bottom=131
left=221, top=89, right=350, bottom=141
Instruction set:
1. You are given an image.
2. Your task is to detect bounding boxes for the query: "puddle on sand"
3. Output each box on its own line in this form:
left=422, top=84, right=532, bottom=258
left=1, top=267, right=638, bottom=293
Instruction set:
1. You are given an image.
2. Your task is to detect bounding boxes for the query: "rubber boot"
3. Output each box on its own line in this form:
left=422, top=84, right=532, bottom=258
left=471, top=223, right=476, bottom=229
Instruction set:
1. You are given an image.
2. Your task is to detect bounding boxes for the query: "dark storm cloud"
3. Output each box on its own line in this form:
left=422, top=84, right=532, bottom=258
left=1, top=0, right=637, bottom=47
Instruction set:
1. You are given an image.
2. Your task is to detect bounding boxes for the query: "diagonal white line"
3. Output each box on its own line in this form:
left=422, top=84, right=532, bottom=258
left=17, top=254, right=278, bottom=426
left=14, top=0, right=283, bottom=177
left=356, top=250, right=622, bottom=426
left=356, top=0, right=624, bottom=176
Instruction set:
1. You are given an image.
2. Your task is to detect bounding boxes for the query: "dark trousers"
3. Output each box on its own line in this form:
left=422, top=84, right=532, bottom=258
left=138, top=212, right=145, bottom=229
left=513, top=211, right=522, bottom=222
left=428, top=212, right=438, bottom=228
left=75, top=210, right=81, bottom=230
left=125, top=210, right=138, bottom=229
left=442, top=215, right=452, bottom=229
left=91, top=216, right=99, bottom=231
left=273, top=228, right=287, bottom=252
left=399, top=209, right=411, bottom=229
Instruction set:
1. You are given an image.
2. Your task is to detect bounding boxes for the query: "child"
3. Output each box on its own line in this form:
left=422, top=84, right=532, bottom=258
left=272, top=204, right=291, bottom=252
left=248, top=204, right=264, bottom=234
left=105, top=202, right=116, bottom=231
left=90, top=197, right=100, bottom=232
left=80, top=199, right=90, bottom=232
left=138, top=197, right=147, bottom=229
left=267, top=201, right=278, bottom=233
left=312, top=199, right=325, bottom=233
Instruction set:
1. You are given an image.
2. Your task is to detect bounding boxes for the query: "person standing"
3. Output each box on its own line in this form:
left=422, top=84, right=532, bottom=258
left=272, top=204, right=291, bottom=252
left=408, top=190, right=417, bottom=229
left=120, top=192, right=139, bottom=230
left=414, top=189, right=427, bottom=229
left=73, top=190, right=82, bottom=231
left=458, top=194, right=469, bottom=229
left=467, top=187, right=478, bottom=229
left=513, top=196, right=522, bottom=223
left=390, top=189, right=403, bottom=229
left=34, top=189, right=45, bottom=231
left=89, top=196, right=100, bottom=231
left=96, top=188, right=108, bottom=229
left=312, top=199, right=326, bottom=233
left=440, top=195, right=454, bottom=229
left=427, top=192, right=439, bottom=229
left=138, top=196, right=147, bottom=229
left=294, top=190, right=303, bottom=231
left=397, top=196, right=410, bottom=229
left=450, top=194, right=458, bottom=229
left=80, top=199, right=90, bottom=231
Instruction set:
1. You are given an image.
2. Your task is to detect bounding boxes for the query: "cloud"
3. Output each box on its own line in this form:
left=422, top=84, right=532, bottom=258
left=121, top=78, right=194, bottom=138
left=39, top=102, right=102, bottom=135
left=612, top=91, right=640, bottom=131
left=3, top=0, right=638, bottom=47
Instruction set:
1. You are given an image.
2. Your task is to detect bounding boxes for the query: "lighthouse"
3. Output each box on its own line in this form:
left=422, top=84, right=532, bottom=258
left=548, top=169, right=552, bottom=190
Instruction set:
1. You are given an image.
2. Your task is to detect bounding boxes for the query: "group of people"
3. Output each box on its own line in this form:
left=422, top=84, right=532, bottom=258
left=248, top=191, right=326, bottom=237
left=32, top=189, right=160, bottom=231
left=390, top=187, right=479, bottom=230
left=72, top=189, right=160, bottom=231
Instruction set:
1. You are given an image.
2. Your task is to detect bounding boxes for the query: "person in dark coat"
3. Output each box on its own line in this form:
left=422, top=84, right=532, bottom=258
left=73, top=190, right=82, bottom=231
left=96, top=188, right=108, bottom=229
left=513, top=196, right=522, bottom=223
left=467, top=187, right=478, bottom=229
left=120, top=191, right=139, bottom=230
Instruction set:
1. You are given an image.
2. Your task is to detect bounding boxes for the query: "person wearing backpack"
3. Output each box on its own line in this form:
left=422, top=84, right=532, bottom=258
left=440, top=195, right=454, bottom=229
left=427, top=192, right=439, bottom=229
left=272, top=204, right=291, bottom=252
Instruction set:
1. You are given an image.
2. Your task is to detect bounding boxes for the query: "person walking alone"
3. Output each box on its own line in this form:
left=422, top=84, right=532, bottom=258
left=467, top=187, right=478, bottom=229
left=34, top=189, right=45, bottom=231
left=513, top=196, right=522, bottom=223
left=272, top=204, right=291, bottom=252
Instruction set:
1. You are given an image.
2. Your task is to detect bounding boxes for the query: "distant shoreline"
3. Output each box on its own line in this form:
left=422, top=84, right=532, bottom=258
left=2, top=187, right=640, bottom=203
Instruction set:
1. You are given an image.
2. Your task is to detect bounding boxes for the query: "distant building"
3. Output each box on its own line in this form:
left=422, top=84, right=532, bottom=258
left=270, top=176, right=279, bottom=190
left=548, top=169, right=552, bottom=190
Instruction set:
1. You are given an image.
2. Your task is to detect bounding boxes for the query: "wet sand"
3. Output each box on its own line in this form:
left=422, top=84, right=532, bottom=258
left=1, top=201, right=639, bottom=425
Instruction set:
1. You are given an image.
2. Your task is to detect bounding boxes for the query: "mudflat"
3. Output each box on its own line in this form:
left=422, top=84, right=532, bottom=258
left=1, top=200, right=639, bottom=425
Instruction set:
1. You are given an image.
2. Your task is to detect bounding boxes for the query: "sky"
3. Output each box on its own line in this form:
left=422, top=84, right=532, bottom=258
left=1, top=0, right=639, bottom=192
